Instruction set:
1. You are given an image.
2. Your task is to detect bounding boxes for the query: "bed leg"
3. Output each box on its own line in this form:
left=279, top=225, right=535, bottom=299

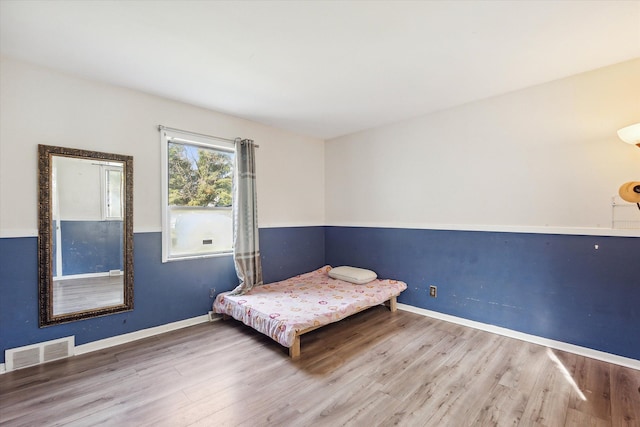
left=385, top=296, right=397, bottom=312
left=289, top=336, right=301, bottom=360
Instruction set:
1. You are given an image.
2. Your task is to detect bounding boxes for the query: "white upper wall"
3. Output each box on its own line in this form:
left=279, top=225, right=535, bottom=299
left=0, top=56, right=325, bottom=236
left=2, top=56, right=639, bottom=238
left=325, top=59, right=640, bottom=236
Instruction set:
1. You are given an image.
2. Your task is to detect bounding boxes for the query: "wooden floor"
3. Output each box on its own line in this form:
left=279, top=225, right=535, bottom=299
left=53, top=275, right=124, bottom=315
left=1, top=307, right=639, bottom=426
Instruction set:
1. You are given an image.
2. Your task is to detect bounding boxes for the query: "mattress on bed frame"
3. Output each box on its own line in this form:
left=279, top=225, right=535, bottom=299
left=213, top=265, right=407, bottom=348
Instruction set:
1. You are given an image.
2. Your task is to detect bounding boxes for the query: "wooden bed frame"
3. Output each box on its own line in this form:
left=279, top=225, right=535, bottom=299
left=223, top=295, right=398, bottom=360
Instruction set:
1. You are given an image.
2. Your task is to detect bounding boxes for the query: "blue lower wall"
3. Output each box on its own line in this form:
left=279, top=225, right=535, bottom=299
left=59, top=220, right=123, bottom=275
left=260, top=226, right=326, bottom=283
left=0, top=226, right=325, bottom=364
left=1, top=225, right=637, bottom=364
left=325, top=226, right=640, bottom=360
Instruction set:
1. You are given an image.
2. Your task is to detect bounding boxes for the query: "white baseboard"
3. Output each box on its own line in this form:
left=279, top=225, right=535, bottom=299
left=5, top=307, right=636, bottom=374
left=398, top=303, right=640, bottom=371
left=75, top=314, right=214, bottom=356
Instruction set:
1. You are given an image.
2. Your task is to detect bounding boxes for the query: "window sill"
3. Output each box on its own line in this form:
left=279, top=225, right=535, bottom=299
left=162, top=251, right=233, bottom=263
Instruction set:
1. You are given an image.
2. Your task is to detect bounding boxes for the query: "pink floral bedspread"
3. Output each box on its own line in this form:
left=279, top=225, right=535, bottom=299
left=213, top=266, right=407, bottom=348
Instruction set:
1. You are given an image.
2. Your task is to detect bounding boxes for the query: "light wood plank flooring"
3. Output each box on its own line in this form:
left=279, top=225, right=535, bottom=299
left=1, top=307, right=639, bottom=426
left=53, top=275, right=124, bottom=315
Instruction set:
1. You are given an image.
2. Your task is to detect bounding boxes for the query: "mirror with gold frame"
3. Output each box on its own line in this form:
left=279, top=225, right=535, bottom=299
left=38, top=144, right=134, bottom=326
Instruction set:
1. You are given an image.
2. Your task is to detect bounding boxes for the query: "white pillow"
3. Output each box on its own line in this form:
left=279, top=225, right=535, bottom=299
left=329, top=266, right=377, bottom=285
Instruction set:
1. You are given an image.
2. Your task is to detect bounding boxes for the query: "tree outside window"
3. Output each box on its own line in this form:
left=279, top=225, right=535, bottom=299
left=165, top=141, right=235, bottom=259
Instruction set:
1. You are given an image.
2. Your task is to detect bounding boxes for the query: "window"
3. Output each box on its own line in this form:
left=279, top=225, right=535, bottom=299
left=160, top=128, right=235, bottom=262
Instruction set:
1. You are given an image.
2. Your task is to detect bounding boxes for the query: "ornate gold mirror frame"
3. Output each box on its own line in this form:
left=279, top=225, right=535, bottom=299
left=38, top=144, right=134, bottom=326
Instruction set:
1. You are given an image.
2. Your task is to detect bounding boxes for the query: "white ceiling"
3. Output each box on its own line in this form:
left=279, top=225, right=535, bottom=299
left=1, top=0, right=639, bottom=140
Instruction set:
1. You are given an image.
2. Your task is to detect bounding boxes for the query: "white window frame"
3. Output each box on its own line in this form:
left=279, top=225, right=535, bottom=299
left=160, top=128, right=235, bottom=263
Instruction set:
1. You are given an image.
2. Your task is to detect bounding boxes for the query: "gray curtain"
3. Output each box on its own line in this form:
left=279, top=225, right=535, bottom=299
left=229, top=138, right=263, bottom=295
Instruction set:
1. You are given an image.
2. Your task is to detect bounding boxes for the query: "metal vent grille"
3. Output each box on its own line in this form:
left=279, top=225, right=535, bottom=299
left=11, top=348, right=40, bottom=370
left=43, top=341, right=71, bottom=362
left=5, top=336, right=74, bottom=371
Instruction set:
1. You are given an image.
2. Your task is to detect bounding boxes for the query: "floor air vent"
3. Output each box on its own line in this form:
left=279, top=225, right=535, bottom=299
left=5, top=336, right=74, bottom=371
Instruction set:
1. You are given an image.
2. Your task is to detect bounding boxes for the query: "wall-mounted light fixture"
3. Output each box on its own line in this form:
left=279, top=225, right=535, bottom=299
left=619, top=181, right=640, bottom=204
left=617, top=122, right=640, bottom=210
left=617, top=122, right=640, bottom=147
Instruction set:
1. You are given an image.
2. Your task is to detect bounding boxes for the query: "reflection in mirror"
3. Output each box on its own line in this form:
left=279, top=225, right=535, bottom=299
left=39, top=145, right=133, bottom=326
left=52, top=157, right=124, bottom=315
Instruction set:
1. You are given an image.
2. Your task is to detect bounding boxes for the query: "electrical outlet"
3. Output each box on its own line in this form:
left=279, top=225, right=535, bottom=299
left=209, top=288, right=216, bottom=298
left=429, top=285, right=437, bottom=298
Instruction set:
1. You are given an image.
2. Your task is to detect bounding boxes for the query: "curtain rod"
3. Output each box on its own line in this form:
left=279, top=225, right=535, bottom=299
left=157, top=125, right=259, bottom=148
